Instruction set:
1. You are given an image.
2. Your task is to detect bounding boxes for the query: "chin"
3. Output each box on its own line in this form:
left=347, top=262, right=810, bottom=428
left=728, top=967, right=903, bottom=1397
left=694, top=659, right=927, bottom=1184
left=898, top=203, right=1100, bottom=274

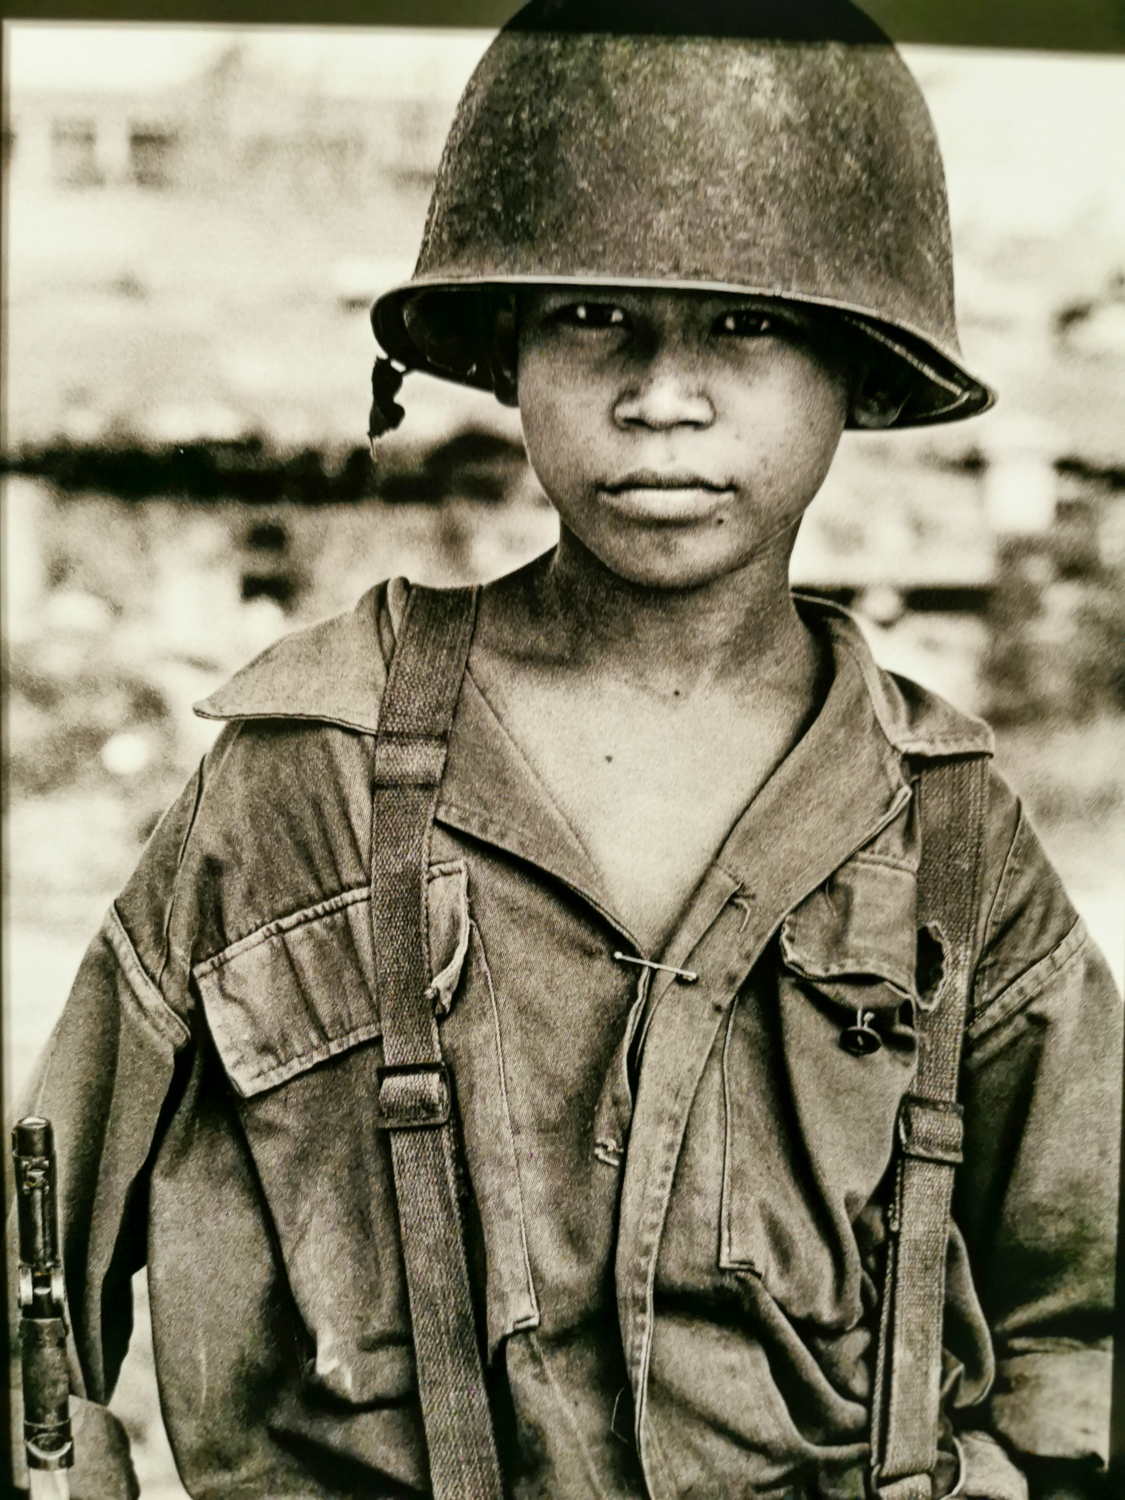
left=589, top=533, right=755, bottom=592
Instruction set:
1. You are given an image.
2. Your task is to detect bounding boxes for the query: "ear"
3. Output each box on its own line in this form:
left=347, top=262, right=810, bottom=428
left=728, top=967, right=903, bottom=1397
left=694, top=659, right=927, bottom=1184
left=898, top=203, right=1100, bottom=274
left=489, top=298, right=520, bottom=407
left=850, top=362, right=910, bottom=430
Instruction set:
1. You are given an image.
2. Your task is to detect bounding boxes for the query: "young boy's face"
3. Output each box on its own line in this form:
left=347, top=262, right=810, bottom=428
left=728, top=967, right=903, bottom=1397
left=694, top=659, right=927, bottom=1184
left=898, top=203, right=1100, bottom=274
left=512, top=287, right=851, bottom=591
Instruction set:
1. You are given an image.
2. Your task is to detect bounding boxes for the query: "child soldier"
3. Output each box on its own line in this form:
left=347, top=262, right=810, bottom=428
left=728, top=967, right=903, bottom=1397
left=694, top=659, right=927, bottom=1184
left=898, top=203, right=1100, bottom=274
left=11, top=3, right=1119, bottom=1498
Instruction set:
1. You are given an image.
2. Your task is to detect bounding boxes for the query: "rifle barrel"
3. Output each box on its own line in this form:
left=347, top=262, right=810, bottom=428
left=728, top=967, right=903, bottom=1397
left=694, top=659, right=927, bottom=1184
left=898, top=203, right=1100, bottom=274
left=13, top=1117, right=74, bottom=1490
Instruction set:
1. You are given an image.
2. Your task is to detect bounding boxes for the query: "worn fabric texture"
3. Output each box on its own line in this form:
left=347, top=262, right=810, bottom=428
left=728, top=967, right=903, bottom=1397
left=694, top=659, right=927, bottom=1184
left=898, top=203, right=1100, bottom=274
left=9, top=578, right=1120, bottom=1500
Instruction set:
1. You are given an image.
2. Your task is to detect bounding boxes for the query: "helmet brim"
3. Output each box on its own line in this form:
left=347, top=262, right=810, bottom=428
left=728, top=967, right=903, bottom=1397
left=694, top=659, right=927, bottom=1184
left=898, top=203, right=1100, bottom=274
left=372, top=275, right=995, bottom=429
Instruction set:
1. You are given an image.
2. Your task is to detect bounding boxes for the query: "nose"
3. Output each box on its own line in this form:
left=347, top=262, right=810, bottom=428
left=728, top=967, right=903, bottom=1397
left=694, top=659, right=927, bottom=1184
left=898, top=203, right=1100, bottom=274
left=613, top=370, right=715, bottom=431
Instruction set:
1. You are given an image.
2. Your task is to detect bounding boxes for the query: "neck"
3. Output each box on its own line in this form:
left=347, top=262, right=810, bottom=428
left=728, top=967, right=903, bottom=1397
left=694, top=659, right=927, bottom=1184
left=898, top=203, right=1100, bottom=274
left=528, top=526, right=816, bottom=699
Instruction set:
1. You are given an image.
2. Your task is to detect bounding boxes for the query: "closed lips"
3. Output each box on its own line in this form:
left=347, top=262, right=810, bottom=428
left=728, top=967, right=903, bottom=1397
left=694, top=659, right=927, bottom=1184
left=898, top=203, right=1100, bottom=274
left=602, top=472, right=732, bottom=492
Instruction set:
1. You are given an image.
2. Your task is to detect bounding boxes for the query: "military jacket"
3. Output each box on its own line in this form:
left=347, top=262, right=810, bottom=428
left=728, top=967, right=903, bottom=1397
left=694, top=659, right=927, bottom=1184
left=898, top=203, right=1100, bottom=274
left=12, top=580, right=1120, bottom=1500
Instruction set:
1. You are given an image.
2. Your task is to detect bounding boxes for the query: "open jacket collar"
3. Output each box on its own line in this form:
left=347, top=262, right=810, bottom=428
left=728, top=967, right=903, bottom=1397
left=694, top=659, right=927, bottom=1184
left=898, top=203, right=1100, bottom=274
left=195, top=582, right=393, bottom=733
left=195, top=576, right=993, bottom=760
left=195, top=575, right=993, bottom=965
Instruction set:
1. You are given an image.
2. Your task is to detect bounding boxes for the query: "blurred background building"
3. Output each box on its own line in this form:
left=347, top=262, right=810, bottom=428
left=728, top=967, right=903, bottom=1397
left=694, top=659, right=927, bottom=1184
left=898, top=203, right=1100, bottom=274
left=3, top=23, right=1124, bottom=1497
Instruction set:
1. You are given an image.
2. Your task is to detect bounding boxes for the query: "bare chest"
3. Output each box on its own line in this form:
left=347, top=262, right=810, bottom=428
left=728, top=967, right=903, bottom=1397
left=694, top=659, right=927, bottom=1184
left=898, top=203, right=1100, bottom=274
left=474, top=672, right=802, bottom=954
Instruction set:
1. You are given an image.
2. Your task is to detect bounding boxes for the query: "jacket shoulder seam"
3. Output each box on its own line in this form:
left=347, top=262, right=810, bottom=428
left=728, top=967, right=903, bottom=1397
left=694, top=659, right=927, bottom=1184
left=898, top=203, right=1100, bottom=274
left=967, top=917, right=1088, bottom=1041
left=157, top=757, right=207, bottom=995
left=106, top=903, right=191, bottom=1050
left=978, top=793, right=1025, bottom=969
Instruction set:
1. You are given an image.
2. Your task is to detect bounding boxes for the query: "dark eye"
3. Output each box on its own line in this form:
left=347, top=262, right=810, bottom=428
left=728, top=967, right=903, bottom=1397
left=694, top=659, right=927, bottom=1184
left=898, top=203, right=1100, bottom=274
left=558, top=301, right=628, bottom=329
left=715, top=308, right=779, bottom=337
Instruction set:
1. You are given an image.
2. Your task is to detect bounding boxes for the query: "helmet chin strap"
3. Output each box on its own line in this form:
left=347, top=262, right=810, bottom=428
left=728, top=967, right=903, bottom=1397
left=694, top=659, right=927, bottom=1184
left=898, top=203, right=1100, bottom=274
left=368, top=357, right=408, bottom=451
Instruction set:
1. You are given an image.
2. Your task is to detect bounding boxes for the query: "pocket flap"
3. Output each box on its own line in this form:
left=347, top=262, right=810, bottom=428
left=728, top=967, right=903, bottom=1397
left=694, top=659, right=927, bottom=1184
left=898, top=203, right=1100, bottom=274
left=194, top=889, right=380, bottom=1098
left=195, top=863, right=474, bottom=1100
left=779, top=856, right=919, bottom=1005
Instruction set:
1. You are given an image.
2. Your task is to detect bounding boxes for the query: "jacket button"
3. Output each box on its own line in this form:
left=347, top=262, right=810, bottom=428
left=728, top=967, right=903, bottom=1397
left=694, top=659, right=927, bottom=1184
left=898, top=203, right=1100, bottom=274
left=840, top=1010, right=882, bottom=1055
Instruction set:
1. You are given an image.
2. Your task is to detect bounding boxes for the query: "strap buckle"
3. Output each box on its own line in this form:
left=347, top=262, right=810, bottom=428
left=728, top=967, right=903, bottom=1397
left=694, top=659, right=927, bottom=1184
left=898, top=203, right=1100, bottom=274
left=377, top=1063, right=451, bottom=1129
left=898, top=1095, right=963, bottom=1165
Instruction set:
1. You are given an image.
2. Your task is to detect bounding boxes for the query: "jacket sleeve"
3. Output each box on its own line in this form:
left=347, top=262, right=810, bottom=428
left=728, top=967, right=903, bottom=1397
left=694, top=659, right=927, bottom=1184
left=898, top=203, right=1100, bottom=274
left=8, top=764, right=203, bottom=1499
left=956, top=780, right=1121, bottom=1489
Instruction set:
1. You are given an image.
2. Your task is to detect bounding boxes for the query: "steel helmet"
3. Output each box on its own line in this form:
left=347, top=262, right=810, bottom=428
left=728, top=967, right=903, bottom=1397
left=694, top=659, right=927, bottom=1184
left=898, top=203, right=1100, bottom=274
left=371, top=0, right=995, bottom=430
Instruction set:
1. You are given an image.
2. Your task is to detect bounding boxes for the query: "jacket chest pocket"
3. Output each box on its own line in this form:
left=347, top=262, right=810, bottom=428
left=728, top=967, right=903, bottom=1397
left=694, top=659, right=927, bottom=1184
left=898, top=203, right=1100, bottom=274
left=193, top=885, right=405, bottom=1405
left=193, top=863, right=481, bottom=1103
left=192, top=861, right=537, bottom=1389
left=194, top=886, right=381, bottom=1096
left=719, top=855, right=924, bottom=1325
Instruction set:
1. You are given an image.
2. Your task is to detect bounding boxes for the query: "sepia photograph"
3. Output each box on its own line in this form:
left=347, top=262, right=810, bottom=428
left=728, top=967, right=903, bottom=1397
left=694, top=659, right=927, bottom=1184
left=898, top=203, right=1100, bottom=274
left=3, top=1, right=1122, bottom=1497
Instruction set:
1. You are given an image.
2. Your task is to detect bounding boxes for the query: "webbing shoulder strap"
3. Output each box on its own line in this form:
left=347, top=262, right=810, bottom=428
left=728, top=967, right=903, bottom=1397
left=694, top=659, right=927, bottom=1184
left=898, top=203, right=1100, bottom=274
left=871, top=755, right=990, bottom=1500
left=369, top=583, right=504, bottom=1500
